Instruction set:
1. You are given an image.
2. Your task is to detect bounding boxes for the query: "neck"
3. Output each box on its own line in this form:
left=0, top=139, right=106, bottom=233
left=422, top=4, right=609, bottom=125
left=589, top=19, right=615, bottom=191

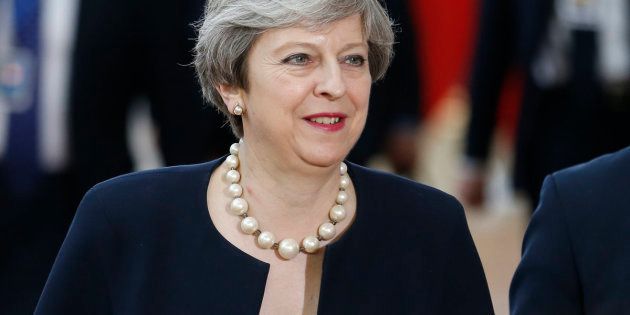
left=236, top=141, right=342, bottom=234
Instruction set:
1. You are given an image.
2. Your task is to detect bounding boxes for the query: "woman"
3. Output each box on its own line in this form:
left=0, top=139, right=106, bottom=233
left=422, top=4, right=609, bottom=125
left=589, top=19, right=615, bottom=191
left=36, top=0, right=493, bottom=314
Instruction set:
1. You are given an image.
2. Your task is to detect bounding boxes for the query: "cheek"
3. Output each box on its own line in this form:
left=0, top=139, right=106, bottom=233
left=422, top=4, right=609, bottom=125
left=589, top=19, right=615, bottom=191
left=348, top=79, right=372, bottom=111
left=245, top=78, right=310, bottom=132
left=283, top=81, right=314, bottom=102
left=253, top=74, right=312, bottom=108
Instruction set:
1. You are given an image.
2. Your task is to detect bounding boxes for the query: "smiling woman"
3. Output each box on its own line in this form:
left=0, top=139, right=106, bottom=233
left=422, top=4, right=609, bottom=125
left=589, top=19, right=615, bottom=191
left=35, top=1, right=494, bottom=314
left=222, top=15, right=371, bottom=169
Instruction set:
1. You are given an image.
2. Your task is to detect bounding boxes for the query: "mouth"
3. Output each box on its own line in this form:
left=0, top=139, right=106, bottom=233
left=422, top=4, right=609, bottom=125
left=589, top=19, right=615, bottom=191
left=308, top=116, right=342, bottom=124
left=303, top=113, right=347, bottom=132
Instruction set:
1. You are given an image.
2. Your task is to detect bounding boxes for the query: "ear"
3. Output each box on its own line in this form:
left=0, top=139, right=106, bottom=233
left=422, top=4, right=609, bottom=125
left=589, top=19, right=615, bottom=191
left=217, top=84, right=245, bottom=113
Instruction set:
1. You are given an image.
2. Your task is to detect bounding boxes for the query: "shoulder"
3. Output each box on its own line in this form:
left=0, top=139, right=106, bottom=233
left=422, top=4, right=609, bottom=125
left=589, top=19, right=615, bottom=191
left=348, top=162, right=466, bottom=229
left=544, top=146, right=630, bottom=210
left=89, top=158, right=223, bottom=198
left=344, top=164, right=492, bottom=312
left=349, top=162, right=463, bottom=210
left=552, top=146, right=630, bottom=190
left=80, top=159, right=221, bottom=222
left=523, top=147, right=630, bottom=275
left=510, top=149, right=630, bottom=314
left=91, top=160, right=218, bottom=195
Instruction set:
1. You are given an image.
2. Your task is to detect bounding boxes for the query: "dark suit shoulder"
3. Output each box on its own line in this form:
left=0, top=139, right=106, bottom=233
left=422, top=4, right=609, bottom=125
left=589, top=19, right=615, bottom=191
left=82, top=160, right=219, bottom=225
left=348, top=162, right=465, bottom=223
left=549, top=146, right=630, bottom=211
left=553, top=146, right=630, bottom=183
left=347, top=163, right=473, bottom=268
left=342, top=163, right=493, bottom=314
left=511, top=148, right=630, bottom=314
left=91, top=161, right=216, bottom=195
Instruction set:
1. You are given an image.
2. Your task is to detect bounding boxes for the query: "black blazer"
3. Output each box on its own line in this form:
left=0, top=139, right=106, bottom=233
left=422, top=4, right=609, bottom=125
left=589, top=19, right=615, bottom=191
left=510, top=146, right=630, bottom=314
left=36, top=158, right=493, bottom=314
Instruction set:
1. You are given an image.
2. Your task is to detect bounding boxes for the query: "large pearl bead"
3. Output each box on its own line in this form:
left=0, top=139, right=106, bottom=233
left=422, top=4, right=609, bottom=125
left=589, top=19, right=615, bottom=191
left=228, top=183, right=243, bottom=198
left=229, top=198, right=248, bottom=215
left=278, top=239, right=299, bottom=260
left=226, top=154, right=239, bottom=168
left=329, top=205, right=346, bottom=222
left=240, top=217, right=258, bottom=234
left=257, top=231, right=276, bottom=249
left=336, top=191, right=349, bottom=205
left=340, top=174, right=350, bottom=189
left=340, top=162, right=348, bottom=175
left=302, top=236, right=320, bottom=254
left=229, top=143, right=240, bottom=155
left=226, top=169, right=241, bottom=183
left=318, top=222, right=336, bottom=240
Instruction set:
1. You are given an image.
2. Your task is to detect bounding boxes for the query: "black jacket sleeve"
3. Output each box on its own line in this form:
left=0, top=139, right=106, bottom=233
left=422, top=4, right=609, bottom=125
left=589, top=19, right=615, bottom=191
left=509, top=175, right=583, bottom=314
left=35, top=187, right=114, bottom=314
left=439, top=197, right=495, bottom=314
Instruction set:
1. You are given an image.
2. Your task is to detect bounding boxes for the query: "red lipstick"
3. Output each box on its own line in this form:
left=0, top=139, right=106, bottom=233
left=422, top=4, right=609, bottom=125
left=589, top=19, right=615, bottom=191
left=303, top=112, right=347, bottom=132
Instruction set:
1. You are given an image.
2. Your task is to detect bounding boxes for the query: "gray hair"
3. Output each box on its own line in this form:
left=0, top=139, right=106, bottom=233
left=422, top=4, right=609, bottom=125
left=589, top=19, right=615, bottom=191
left=194, top=0, right=395, bottom=137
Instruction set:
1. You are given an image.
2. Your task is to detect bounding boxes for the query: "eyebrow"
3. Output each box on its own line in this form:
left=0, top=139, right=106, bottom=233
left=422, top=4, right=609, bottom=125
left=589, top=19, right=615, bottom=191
left=339, top=42, right=369, bottom=52
left=273, top=41, right=368, bottom=55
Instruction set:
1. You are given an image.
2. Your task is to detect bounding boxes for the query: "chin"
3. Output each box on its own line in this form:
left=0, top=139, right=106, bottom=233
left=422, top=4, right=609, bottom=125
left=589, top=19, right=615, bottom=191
left=300, top=145, right=349, bottom=168
left=293, top=128, right=360, bottom=168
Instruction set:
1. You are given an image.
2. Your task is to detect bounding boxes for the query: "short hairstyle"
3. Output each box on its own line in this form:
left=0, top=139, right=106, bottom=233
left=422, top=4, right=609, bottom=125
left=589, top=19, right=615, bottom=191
left=194, top=0, right=395, bottom=137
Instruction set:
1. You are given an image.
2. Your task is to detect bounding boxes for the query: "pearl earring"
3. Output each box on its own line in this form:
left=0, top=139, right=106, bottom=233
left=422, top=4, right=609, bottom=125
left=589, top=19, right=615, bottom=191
left=233, top=104, right=244, bottom=116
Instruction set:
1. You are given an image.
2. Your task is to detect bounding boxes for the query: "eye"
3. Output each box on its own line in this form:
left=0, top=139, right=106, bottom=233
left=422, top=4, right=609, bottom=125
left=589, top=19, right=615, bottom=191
left=344, top=55, right=366, bottom=66
left=282, top=53, right=311, bottom=65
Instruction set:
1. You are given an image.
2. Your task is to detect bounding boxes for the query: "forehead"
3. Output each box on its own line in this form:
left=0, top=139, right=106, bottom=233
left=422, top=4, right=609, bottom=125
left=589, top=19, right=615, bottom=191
left=254, top=14, right=366, bottom=51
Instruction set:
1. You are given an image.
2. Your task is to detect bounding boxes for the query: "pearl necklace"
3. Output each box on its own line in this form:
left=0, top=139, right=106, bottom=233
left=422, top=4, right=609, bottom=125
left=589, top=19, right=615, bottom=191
left=224, top=141, right=350, bottom=260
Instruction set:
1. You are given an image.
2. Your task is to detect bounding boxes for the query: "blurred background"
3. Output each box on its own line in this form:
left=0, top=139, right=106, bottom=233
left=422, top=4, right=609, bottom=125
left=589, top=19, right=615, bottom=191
left=2, top=0, right=630, bottom=314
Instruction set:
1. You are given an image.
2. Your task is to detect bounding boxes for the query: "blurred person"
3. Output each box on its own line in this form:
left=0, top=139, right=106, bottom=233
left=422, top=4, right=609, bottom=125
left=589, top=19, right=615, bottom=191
left=461, top=0, right=630, bottom=208
left=1, top=0, right=232, bottom=312
left=0, top=0, right=81, bottom=313
left=510, top=146, right=630, bottom=314
left=70, top=0, right=234, bottom=196
left=348, top=0, right=421, bottom=177
left=35, top=1, right=494, bottom=314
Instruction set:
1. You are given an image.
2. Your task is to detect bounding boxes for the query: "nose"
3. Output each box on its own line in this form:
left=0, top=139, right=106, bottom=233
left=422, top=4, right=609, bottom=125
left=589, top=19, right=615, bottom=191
left=314, top=61, right=347, bottom=100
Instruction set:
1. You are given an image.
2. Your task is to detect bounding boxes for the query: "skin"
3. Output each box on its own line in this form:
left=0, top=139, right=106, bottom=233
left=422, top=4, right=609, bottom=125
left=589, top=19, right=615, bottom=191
left=208, top=14, right=369, bottom=314
left=219, top=14, right=371, bottom=174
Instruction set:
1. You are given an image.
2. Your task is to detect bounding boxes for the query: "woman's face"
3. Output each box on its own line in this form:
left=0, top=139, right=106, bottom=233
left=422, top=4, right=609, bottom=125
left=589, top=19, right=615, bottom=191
left=236, top=14, right=371, bottom=169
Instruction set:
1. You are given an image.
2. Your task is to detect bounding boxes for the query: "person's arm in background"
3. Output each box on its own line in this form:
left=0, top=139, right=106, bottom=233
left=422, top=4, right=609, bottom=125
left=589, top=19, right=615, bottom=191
left=349, top=0, right=420, bottom=175
left=509, top=175, right=583, bottom=314
left=461, top=0, right=516, bottom=205
left=382, top=0, right=421, bottom=176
